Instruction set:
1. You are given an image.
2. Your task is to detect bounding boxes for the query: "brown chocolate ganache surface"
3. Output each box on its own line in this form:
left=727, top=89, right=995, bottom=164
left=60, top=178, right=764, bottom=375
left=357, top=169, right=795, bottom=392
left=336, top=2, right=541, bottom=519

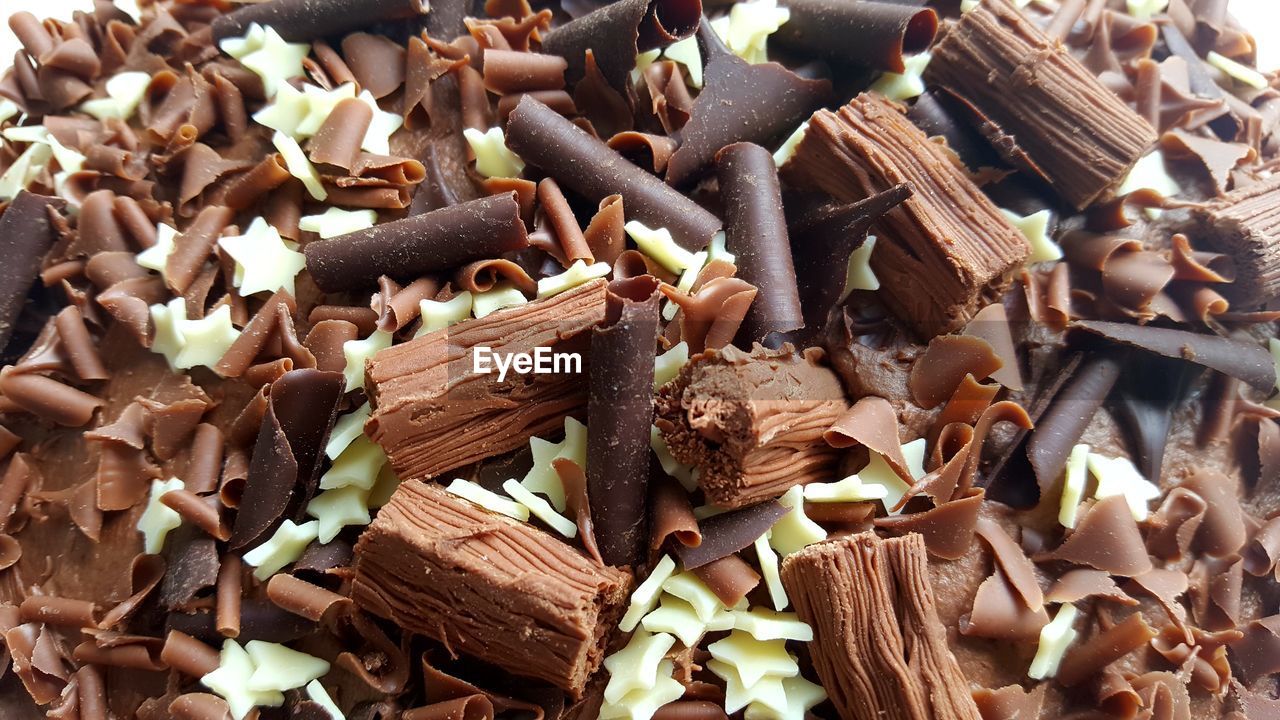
left=0, top=0, right=1279, bottom=718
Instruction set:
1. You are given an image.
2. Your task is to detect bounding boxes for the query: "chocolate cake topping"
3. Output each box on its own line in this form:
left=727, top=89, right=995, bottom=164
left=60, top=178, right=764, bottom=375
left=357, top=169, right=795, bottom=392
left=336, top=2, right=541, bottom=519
left=1074, top=320, right=1276, bottom=391
left=773, top=0, right=937, bottom=74
left=673, top=499, right=785, bottom=569
left=210, top=0, right=429, bottom=42
left=0, top=192, right=65, bottom=351
left=540, top=0, right=701, bottom=89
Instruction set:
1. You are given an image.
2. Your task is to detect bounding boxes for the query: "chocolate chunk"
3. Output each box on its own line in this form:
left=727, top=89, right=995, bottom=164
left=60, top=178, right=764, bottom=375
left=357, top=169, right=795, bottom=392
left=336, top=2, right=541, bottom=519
left=924, top=0, right=1158, bottom=209
left=665, top=56, right=830, bottom=188
left=1189, top=174, right=1280, bottom=306
left=211, top=0, right=429, bottom=43
left=783, top=94, right=1028, bottom=338
left=504, top=96, right=722, bottom=250
left=367, top=280, right=606, bottom=481
left=1073, top=320, right=1276, bottom=392
left=587, top=277, right=660, bottom=567
left=655, top=344, right=848, bottom=508
left=352, top=481, right=631, bottom=698
left=673, top=499, right=786, bottom=569
left=715, top=143, right=802, bottom=345
left=229, top=369, right=344, bottom=550
left=780, top=533, right=981, bottom=720
left=304, top=193, right=530, bottom=292
left=0, top=192, right=65, bottom=351
left=540, top=0, right=701, bottom=89
left=772, top=0, right=937, bottom=73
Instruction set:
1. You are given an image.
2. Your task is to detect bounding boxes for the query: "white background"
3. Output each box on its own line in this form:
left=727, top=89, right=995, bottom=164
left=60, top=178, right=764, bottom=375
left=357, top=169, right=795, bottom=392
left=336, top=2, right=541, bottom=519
left=1, top=0, right=1278, bottom=79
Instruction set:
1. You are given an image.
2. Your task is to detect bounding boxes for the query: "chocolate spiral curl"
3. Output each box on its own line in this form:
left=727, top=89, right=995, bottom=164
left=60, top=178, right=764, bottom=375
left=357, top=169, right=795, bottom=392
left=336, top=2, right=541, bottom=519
left=211, top=0, right=430, bottom=43
left=773, top=0, right=936, bottom=74
left=0, top=192, right=65, bottom=350
left=587, top=276, right=661, bottom=567
left=716, top=143, right=802, bottom=345
left=505, top=96, right=722, bottom=250
left=540, top=0, right=702, bottom=89
left=304, top=193, right=530, bottom=292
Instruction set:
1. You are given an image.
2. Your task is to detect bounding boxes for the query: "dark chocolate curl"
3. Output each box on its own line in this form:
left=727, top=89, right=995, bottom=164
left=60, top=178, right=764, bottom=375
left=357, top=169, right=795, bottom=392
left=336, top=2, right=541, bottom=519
left=1073, top=320, right=1276, bottom=392
left=229, top=369, right=344, bottom=550
left=540, top=0, right=702, bottom=89
left=0, top=192, right=65, bottom=350
left=1026, top=352, right=1122, bottom=494
left=674, top=499, right=786, bottom=569
left=211, top=0, right=430, bottom=42
left=588, top=276, right=661, bottom=567
left=773, top=0, right=938, bottom=73
left=666, top=56, right=830, bottom=187
left=303, top=193, right=530, bottom=292
left=504, top=96, right=722, bottom=250
left=716, top=143, right=802, bottom=344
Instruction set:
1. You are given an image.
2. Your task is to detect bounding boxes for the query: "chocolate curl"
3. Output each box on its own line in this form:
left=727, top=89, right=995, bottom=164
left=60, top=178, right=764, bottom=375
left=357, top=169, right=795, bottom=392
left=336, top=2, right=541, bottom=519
left=305, top=320, right=358, bottom=373
left=18, top=596, right=98, bottom=628
left=773, top=0, right=936, bottom=73
left=165, top=205, right=234, bottom=294
left=162, top=490, right=230, bottom=541
left=483, top=49, right=567, bottom=94
left=715, top=143, right=802, bottom=345
left=160, top=630, right=220, bottom=678
left=454, top=259, right=537, bottom=295
left=0, top=192, right=65, bottom=350
left=1040, top=495, right=1154, bottom=577
left=404, top=697, right=497, bottom=720
left=222, top=155, right=291, bottom=211
left=584, top=195, right=625, bottom=266
left=693, top=553, right=761, bottom=607
left=1057, top=612, right=1157, bottom=687
left=666, top=56, right=829, bottom=188
left=342, top=33, right=406, bottom=100
left=540, top=0, right=701, bottom=89
left=588, top=276, right=661, bottom=567
left=374, top=276, right=439, bottom=333
left=228, top=369, right=344, bottom=550
left=505, top=96, right=722, bottom=251
left=537, top=178, right=593, bottom=264
left=169, top=693, right=234, bottom=720
left=211, top=0, right=429, bottom=42
left=304, top=193, right=530, bottom=292
left=907, top=335, right=1002, bottom=410
left=1025, top=352, right=1122, bottom=494
left=310, top=98, right=373, bottom=172
left=214, top=289, right=297, bottom=378
left=1073, top=320, right=1275, bottom=392
left=663, top=277, right=757, bottom=354
left=266, top=574, right=351, bottom=622
left=824, top=396, right=911, bottom=480
left=0, top=370, right=102, bottom=427
left=650, top=473, right=700, bottom=551
left=674, top=500, right=786, bottom=569
left=98, top=554, right=166, bottom=629
left=554, top=457, right=603, bottom=564
left=52, top=306, right=107, bottom=381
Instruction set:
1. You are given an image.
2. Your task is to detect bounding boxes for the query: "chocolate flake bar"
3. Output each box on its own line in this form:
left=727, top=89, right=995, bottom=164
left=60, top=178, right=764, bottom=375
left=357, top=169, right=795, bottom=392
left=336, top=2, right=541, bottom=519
left=1190, top=174, right=1280, bottom=306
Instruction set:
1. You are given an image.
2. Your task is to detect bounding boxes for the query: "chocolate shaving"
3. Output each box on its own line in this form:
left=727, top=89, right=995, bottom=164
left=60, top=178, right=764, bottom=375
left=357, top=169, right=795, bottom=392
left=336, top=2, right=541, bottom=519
left=0, top=370, right=102, bottom=427
left=824, top=396, right=911, bottom=482
left=674, top=499, right=784, bottom=569
left=555, top=457, right=603, bottom=564
left=875, top=488, right=985, bottom=560
left=211, top=0, right=430, bottom=42
left=773, top=0, right=937, bottom=73
left=1179, top=469, right=1247, bottom=559
left=352, top=481, right=631, bottom=697
left=305, top=193, right=529, bottom=292
left=587, top=276, right=660, bottom=567
left=1047, top=569, right=1136, bottom=605
left=650, top=472, right=700, bottom=551
left=1041, top=495, right=1154, bottom=576
left=908, top=335, right=1003, bottom=410
left=1073, top=320, right=1275, bottom=392
left=691, top=552, right=760, bottom=607
left=540, top=0, right=701, bottom=89
left=1057, top=611, right=1157, bottom=687
left=0, top=192, right=65, bottom=350
left=229, top=369, right=344, bottom=550
left=1026, top=352, right=1122, bottom=493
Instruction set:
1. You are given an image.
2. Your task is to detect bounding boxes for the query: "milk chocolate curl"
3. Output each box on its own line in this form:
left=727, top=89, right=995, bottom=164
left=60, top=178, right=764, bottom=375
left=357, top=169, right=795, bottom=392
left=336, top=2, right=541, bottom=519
left=0, top=370, right=102, bottom=427
left=309, top=98, right=372, bottom=171
left=0, top=192, right=64, bottom=350
left=1026, top=352, right=1121, bottom=493
left=774, top=0, right=936, bottom=73
left=1190, top=174, right=1280, bottom=306
left=540, top=0, right=701, bottom=89
left=716, top=143, right=801, bottom=344
left=505, top=96, right=722, bottom=250
left=781, top=533, right=981, bottom=720
left=211, top=0, right=430, bottom=42
left=266, top=573, right=351, bottom=622
left=923, top=0, right=1157, bottom=209
left=160, top=630, right=220, bottom=678
left=169, top=693, right=234, bottom=720
left=483, top=49, right=567, bottom=94
left=588, top=276, right=661, bottom=567
left=304, top=193, right=530, bottom=292
left=54, top=306, right=108, bottom=381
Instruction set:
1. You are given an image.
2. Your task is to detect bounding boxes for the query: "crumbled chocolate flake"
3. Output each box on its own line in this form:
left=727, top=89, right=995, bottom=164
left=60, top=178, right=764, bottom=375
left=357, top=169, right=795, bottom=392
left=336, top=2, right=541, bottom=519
left=924, top=0, right=1157, bottom=209
left=783, top=94, right=1028, bottom=338
left=540, top=0, right=701, bottom=89
left=352, top=481, right=631, bottom=697
left=303, top=193, right=530, bottom=292
left=772, top=0, right=937, bottom=74
left=655, top=344, right=848, bottom=508
left=781, top=532, right=981, bottom=720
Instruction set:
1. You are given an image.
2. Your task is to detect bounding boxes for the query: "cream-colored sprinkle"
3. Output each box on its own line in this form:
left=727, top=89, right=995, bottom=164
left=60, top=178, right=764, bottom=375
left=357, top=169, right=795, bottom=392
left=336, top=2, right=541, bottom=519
left=138, top=477, right=185, bottom=554
left=222, top=24, right=309, bottom=98
left=342, top=329, right=392, bottom=391
left=663, top=250, right=708, bottom=321
left=252, top=82, right=313, bottom=138
left=299, top=207, right=377, bottom=239
left=244, top=640, right=330, bottom=692
left=173, top=304, right=240, bottom=371
left=367, top=463, right=401, bottom=509
left=664, top=35, right=703, bottom=88
left=416, top=292, right=474, bottom=338
left=1127, top=0, right=1169, bottom=19
left=471, top=283, right=528, bottom=318
left=0, top=99, right=17, bottom=125
left=305, top=680, right=344, bottom=720
left=319, top=435, right=385, bottom=491
left=651, top=425, right=696, bottom=491
left=135, top=224, right=178, bottom=280
left=464, top=127, right=525, bottom=178
left=640, top=595, right=711, bottom=647
left=537, top=260, right=611, bottom=299
left=243, top=520, right=321, bottom=581
left=707, top=658, right=787, bottom=715
left=707, top=230, right=736, bottom=264
left=768, top=485, right=827, bottom=556
left=661, top=571, right=728, bottom=622
left=219, top=217, right=307, bottom=296
left=707, top=630, right=799, bottom=686
left=0, top=139, right=51, bottom=201
left=1087, top=452, right=1161, bottom=521
left=1208, top=51, right=1270, bottom=90
left=273, top=131, right=327, bottom=201
left=731, top=608, right=812, bottom=642
left=654, top=341, right=689, bottom=390
left=754, top=532, right=789, bottom=611
left=859, top=438, right=926, bottom=516
left=839, top=235, right=879, bottom=300
left=633, top=49, right=662, bottom=81
left=1002, top=209, right=1061, bottom=264
left=620, top=555, right=677, bottom=632
left=445, top=478, right=530, bottom=521
left=503, top=479, right=578, bottom=537
left=773, top=121, right=808, bottom=167
left=1028, top=604, right=1078, bottom=680
left=599, top=660, right=684, bottom=720
left=306, top=485, right=372, bottom=544
left=603, top=630, right=676, bottom=704
left=625, top=221, right=698, bottom=274
left=1117, top=151, right=1180, bottom=199
left=1059, top=443, right=1090, bottom=529
left=719, top=0, right=790, bottom=64
left=325, top=403, right=372, bottom=460
left=745, top=675, right=827, bottom=720
left=149, top=298, right=187, bottom=369
left=803, top=473, right=888, bottom=503
left=202, top=640, right=285, bottom=720
left=80, top=72, right=151, bottom=121
left=357, top=89, right=403, bottom=156
left=520, top=416, right=587, bottom=511
left=870, top=52, right=931, bottom=101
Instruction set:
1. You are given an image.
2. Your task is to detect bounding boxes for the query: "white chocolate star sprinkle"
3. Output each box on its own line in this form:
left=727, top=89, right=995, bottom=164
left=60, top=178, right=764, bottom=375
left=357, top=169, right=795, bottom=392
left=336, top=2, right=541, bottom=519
left=464, top=127, right=525, bottom=178
left=149, top=298, right=187, bottom=368
left=640, top=596, right=719, bottom=647
left=599, top=660, right=684, bottom=720
left=135, top=223, right=179, bottom=281
left=772, top=121, right=808, bottom=168
left=305, top=680, right=344, bottom=720
left=319, top=435, right=386, bottom=491
left=253, top=81, right=313, bottom=137
left=202, top=640, right=285, bottom=720
left=244, top=640, right=330, bottom=692
left=746, top=675, right=827, bottom=720
left=416, top=291, right=474, bottom=338
left=471, top=283, right=528, bottom=318
left=222, top=23, right=309, bottom=98
left=273, top=131, right=327, bottom=201
left=1059, top=443, right=1090, bottom=529
left=1087, top=452, right=1161, bottom=522
left=661, top=571, right=730, bottom=623
left=664, top=35, right=703, bottom=88
left=1028, top=604, right=1078, bottom=680
left=620, top=554, right=677, bottom=632
left=754, top=532, right=789, bottom=610
left=603, top=631, right=676, bottom=704
left=625, top=221, right=697, bottom=274
left=707, top=631, right=799, bottom=687
left=80, top=72, right=152, bottom=121
left=664, top=249, right=708, bottom=320
left=718, top=0, right=790, bottom=64
left=654, top=341, right=689, bottom=390
left=859, top=437, right=926, bottom=516
left=839, top=236, right=879, bottom=300
left=0, top=133, right=52, bottom=201
left=445, top=478, right=530, bottom=521
left=731, top=608, right=812, bottom=642
left=325, top=403, right=372, bottom=460
left=870, top=52, right=932, bottom=101
left=1208, top=51, right=1270, bottom=90
left=503, top=479, right=577, bottom=537
left=1127, top=0, right=1169, bottom=19
left=537, top=260, right=611, bottom=299
left=707, top=658, right=787, bottom=715
left=138, top=477, right=184, bottom=554
left=218, top=217, right=307, bottom=296
left=243, top=519, right=320, bottom=581
left=707, top=230, right=736, bottom=265
left=173, top=304, right=241, bottom=371
left=768, top=485, right=826, bottom=555
left=1117, top=151, right=1180, bottom=199
left=802, top=472, right=889, bottom=503
left=306, top=485, right=372, bottom=544
left=342, top=329, right=392, bottom=391
left=0, top=99, right=17, bottom=125
left=299, top=207, right=378, bottom=239
left=520, top=416, right=587, bottom=511
left=1002, top=209, right=1061, bottom=264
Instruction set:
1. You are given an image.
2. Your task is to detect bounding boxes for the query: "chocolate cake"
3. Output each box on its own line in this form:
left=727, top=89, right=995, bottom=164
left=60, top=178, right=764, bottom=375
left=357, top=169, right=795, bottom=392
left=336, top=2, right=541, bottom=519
left=0, top=0, right=1278, bottom=717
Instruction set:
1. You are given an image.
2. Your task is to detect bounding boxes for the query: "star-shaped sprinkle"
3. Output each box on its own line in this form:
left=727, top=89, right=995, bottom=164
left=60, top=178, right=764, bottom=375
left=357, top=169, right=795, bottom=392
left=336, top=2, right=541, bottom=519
left=137, top=477, right=184, bottom=554
left=600, top=660, right=684, bottom=720
left=1001, top=209, right=1061, bottom=264
left=243, top=519, right=320, bottom=581
left=135, top=223, right=178, bottom=279
left=520, top=416, right=587, bottom=511
left=319, top=435, right=386, bottom=491
left=416, top=292, right=474, bottom=338
left=503, top=479, right=577, bottom=537
left=747, top=675, right=827, bottom=720
left=661, top=572, right=729, bottom=623
left=245, top=641, right=330, bottom=692
left=731, top=608, right=812, bottom=642
left=305, top=681, right=344, bottom=720
left=1059, top=443, right=1090, bottom=529
left=445, top=478, right=530, bottom=521
left=0, top=99, right=17, bottom=125
left=253, top=81, right=312, bottom=138
left=870, top=52, right=932, bottom=101
left=537, top=260, right=612, bottom=299
left=218, top=217, right=306, bottom=296
left=219, top=23, right=265, bottom=59
left=202, top=640, right=285, bottom=720
left=642, top=596, right=733, bottom=647
left=654, top=341, right=689, bottom=390
left=359, top=89, right=403, bottom=155
left=719, top=0, right=791, bottom=64
left=296, top=83, right=356, bottom=136
left=342, top=330, right=392, bottom=391
left=858, top=437, right=926, bottom=516
left=0, top=139, right=51, bottom=201
left=368, top=463, right=401, bottom=509
left=754, top=532, right=789, bottom=611
left=471, top=283, right=528, bottom=318
left=625, top=221, right=698, bottom=274
left=463, top=127, right=525, bottom=178
left=840, top=235, right=879, bottom=300
left=174, top=304, right=241, bottom=370
left=1117, top=151, right=1180, bottom=199
left=306, top=485, right=372, bottom=544
left=1028, top=604, right=1078, bottom=680
left=664, top=35, right=703, bottom=88
left=620, top=555, right=677, bottom=632
left=325, top=402, right=372, bottom=460
left=803, top=473, right=889, bottom=503
left=768, top=485, right=827, bottom=555
left=80, top=72, right=152, bottom=121
left=707, top=658, right=787, bottom=715
left=707, top=631, right=799, bottom=687
left=602, top=631, right=676, bottom=704
left=1127, top=0, right=1169, bottom=19
left=149, top=298, right=187, bottom=368
left=272, top=131, right=327, bottom=201
left=299, top=207, right=378, bottom=239
left=1087, top=452, right=1161, bottom=521
left=707, top=230, right=736, bottom=264
left=226, top=24, right=309, bottom=98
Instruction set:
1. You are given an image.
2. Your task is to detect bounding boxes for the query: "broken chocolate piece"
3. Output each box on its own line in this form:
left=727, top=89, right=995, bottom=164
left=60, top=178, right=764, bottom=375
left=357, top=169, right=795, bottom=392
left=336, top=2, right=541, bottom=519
left=211, top=0, right=429, bottom=42
left=352, top=480, right=631, bottom=698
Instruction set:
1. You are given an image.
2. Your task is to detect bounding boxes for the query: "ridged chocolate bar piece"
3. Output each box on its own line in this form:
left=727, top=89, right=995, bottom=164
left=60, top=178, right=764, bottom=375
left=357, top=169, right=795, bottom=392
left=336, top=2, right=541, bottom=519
left=1190, top=174, right=1280, bottom=306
